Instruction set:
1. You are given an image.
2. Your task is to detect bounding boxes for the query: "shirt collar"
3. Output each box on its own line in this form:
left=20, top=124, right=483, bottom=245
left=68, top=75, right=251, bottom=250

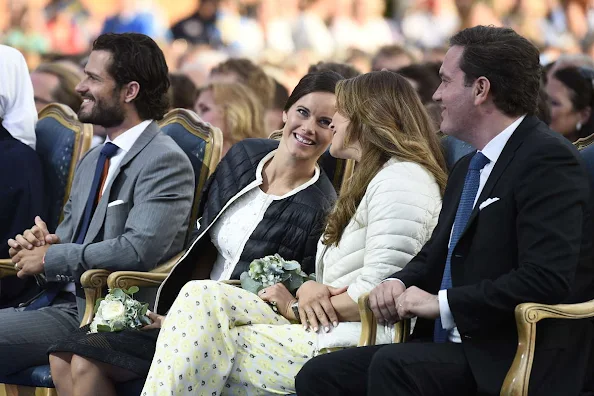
left=480, top=115, right=526, bottom=164
left=254, top=149, right=321, bottom=197
left=105, top=119, right=153, bottom=153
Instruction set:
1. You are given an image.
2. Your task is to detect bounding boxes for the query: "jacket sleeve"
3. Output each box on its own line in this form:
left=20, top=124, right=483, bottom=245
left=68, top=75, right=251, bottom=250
left=448, top=141, right=589, bottom=333
left=346, top=163, right=442, bottom=302
left=44, top=149, right=195, bottom=282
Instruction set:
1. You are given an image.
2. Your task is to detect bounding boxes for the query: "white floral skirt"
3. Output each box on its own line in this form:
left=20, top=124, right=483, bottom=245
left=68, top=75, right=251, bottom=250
left=141, top=280, right=317, bottom=395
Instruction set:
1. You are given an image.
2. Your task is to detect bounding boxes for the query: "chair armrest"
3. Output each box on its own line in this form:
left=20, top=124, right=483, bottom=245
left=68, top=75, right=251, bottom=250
left=501, top=299, right=594, bottom=396
left=0, top=258, right=17, bottom=278
left=80, top=269, right=110, bottom=326
left=107, top=271, right=168, bottom=290
left=357, top=293, right=410, bottom=347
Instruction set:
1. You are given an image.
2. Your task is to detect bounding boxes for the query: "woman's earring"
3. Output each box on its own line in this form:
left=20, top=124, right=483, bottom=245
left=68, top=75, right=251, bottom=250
left=577, top=121, right=583, bottom=131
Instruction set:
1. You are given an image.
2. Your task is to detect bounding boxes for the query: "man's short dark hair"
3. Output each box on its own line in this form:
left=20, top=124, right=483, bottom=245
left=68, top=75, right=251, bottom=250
left=450, top=26, right=541, bottom=117
left=92, top=33, right=170, bottom=120
left=396, top=63, right=441, bottom=104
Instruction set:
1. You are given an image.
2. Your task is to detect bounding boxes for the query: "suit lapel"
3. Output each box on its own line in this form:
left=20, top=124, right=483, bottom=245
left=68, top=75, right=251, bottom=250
left=459, top=116, right=539, bottom=238
left=84, top=122, right=160, bottom=243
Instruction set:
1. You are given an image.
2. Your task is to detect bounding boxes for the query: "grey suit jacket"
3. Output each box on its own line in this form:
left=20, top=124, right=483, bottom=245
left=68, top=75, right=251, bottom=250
left=43, top=121, right=195, bottom=316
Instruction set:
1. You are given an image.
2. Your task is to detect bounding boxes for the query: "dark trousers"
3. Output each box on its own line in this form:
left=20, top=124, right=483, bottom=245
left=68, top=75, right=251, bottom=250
left=295, top=342, right=477, bottom=396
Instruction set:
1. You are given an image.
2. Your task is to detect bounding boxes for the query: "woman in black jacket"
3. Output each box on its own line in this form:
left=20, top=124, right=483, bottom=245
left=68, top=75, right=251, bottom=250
left=48, top=71, right=342, bottom=396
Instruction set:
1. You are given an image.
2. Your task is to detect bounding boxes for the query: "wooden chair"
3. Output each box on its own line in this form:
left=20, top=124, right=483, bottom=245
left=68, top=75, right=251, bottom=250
left=0, top=103, right=92, bottom=396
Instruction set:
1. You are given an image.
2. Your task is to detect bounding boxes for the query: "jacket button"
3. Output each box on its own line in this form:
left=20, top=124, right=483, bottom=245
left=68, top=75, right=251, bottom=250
left=462, top=334, right=472, bottom=340
left=454, top=254, right=463, bottom=258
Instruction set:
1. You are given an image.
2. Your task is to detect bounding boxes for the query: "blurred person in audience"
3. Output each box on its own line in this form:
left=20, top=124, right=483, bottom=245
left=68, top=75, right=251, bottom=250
left=46, top=71, right=342, bottom=396
left=44, top=0, right=89, bottom=55
left=371, top=45, right=417, bottom=72
left=139, top=69, right=447, bottom=395
left=397, top=63, right=441, bottom=105
left=546, top=53, right=594, bottom=81
left=217, top=0, right=265, bottom=58
left=209, top=57, right=275, bottom=110
left=308, top=61, right=361, bottom=79
left=195, top=81, right=267, bottom=156
left=402, top=0, right=460, bottom=49
left=546, top=66, right=594, bottom=142
left=397, top=63, right=442, bottom=130
left=177, top=46, right=228, bottom=87
left=331, top=0, right=396, bottom=55
left=2, top=33, right=194, bottom=377
left=171, top=0, right=223, bottom=47
left=0, top=45, right=46, bottom=308
left=167, top=73, right=198, bottom=110
left=101, top=0, right=171, bottom=42
left=265, top=78, right=290, bottom=131
left=3, top=1, right=51, bottom=64
left=30, top=62, right=83, bottom=113
left=345, top=48, right=372, bottom=73
left=292, top=0, right=336, bottom=60
left=296, top=25, right=593, bottom=396
left=257, top=0, right=298, bottom=56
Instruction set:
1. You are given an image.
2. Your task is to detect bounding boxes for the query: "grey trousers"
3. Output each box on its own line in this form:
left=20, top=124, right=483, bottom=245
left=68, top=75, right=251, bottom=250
left=0, top=295, right=79, bottom=375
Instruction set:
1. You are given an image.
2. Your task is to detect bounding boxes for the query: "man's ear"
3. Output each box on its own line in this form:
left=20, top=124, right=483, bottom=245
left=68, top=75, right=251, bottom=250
left=473, top=77, right=490, bottom=106
left=123, top=81, right=140, bottom=103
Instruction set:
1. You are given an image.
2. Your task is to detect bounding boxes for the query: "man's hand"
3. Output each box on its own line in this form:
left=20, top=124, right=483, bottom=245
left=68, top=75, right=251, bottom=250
left=369, top=280, right=406, bottom=324
left=8, top=216, right=60, bottom=257
left=396, top=286, right=440, bottom=320
left=296, top=281, right=347, bottom=332
left=12, top=244, right=50, bottom=278
left=258, top=283, right=297, bottom=320
left=142, top=311, right=166, bottom=330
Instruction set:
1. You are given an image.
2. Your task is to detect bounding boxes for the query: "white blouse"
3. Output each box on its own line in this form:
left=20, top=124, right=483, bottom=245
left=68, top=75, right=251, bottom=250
left=207, top=150, right=321, bottom=281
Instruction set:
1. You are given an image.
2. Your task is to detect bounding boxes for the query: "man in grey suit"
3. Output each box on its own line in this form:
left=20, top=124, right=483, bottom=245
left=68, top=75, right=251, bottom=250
left=1, top=33, right=194, bottom=374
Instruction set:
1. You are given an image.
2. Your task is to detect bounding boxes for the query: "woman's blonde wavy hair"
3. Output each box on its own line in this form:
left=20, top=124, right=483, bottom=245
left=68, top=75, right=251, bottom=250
left=322, top=70, right=448, bottom=246
left=202, top=82, right=267, bottom=144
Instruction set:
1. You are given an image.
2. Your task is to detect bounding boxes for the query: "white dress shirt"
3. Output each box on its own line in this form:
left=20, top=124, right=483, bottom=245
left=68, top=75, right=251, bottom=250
left=102, top=119, right=152, bottom=195
left=438, top=115, right=525, bottom=342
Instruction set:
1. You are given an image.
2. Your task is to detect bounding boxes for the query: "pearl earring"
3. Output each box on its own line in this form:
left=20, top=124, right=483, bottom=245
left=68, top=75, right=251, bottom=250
left=577, top=121, right=583, bottom=131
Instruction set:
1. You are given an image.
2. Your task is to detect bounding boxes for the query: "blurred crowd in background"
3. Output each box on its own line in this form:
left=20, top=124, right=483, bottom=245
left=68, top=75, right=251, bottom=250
left=3, top=0, right=594, bottom=88
left=3, top=0, right=594, bottom=146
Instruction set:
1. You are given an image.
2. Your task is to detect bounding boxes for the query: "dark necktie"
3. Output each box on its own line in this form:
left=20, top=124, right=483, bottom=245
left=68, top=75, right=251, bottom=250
left=75, top=142, right=119, bottom=244
left=434, top=151, right=490, bottom=343
left=25, top=142, right=119, bottom=311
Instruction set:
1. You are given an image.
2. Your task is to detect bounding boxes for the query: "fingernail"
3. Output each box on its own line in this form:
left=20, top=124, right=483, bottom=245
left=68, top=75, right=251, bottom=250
left=35, top=242, right=40, bottom=247
left=333, top=321, right=338, bottom=327
left=313, top=327, right=318, bottom=332
left=28, top=245, right=32, bottom=249
left=303, top=325, right=308, bottom=331
left=324, top=326, right=330, bottom=333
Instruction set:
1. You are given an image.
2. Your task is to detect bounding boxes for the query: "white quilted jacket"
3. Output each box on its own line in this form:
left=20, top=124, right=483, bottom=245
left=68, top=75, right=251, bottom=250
left=314, top=158, right=442, bottom=349
left=316, top=157, right=442, bottom=302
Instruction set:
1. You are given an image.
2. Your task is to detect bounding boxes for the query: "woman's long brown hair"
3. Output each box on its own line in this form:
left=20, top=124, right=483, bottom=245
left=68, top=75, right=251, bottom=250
left=323, top=71, right=448, bottom=246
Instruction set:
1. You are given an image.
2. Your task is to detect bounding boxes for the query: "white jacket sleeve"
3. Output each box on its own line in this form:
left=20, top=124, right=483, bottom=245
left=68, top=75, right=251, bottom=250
left=346, top=162, right=441, bottom=302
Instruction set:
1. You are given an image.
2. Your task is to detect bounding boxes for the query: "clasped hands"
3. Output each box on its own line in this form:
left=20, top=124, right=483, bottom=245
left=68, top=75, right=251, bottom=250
left=258, top=280, right=347, bottom=333
left=368, top=281, right=440, bottom=325
left=7, top=216, right=60, bottom=278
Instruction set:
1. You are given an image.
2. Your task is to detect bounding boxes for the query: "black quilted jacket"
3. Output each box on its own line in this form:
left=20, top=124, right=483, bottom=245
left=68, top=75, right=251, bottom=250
left=156, top=138, right=337, bottom=314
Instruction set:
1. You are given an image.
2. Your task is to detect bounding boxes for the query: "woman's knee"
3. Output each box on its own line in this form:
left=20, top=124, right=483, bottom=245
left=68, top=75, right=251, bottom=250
left=70, top=354, right=101, bottom=378
left=49, top=352, right=72, bottom=378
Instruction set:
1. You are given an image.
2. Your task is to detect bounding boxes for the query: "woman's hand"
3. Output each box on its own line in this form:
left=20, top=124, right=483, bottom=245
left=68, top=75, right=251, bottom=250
left=142, top=311, right=166, bottom=330
left=296, top=281, right=347, bottom=333
left=258, top=283, right=297, bottom=321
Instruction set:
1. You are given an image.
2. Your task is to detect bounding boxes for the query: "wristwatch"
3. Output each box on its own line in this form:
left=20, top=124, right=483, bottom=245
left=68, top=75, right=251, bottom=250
left=291, top=301, right=301, bottom=323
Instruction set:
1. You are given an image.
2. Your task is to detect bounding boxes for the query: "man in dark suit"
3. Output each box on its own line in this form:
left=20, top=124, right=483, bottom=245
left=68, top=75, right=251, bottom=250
left=296, top=26, right=594, bottom=396
left=0, top=33, right=194, bottom=376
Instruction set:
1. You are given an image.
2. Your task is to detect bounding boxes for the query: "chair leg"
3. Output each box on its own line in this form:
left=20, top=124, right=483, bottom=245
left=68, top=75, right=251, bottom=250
left=44, top=388, right=57, bottom=396
left=3, top=385, right=36, bottom=396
